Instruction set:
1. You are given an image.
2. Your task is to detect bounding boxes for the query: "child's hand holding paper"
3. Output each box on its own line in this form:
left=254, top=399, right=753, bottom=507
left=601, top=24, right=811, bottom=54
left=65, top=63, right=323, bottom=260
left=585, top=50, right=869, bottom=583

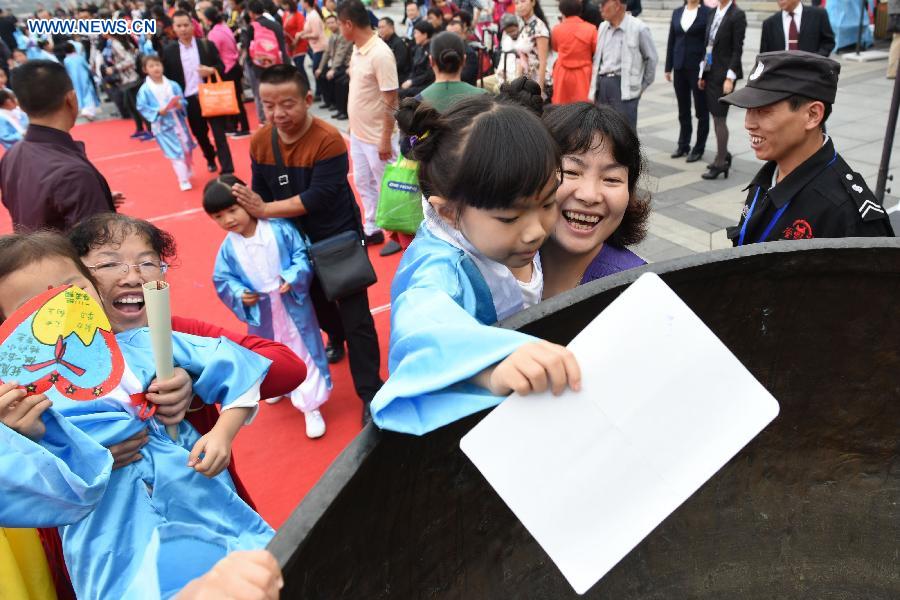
left=147, top=367, right=194, bottom=425
left=476, top=341, right=582, bottom=397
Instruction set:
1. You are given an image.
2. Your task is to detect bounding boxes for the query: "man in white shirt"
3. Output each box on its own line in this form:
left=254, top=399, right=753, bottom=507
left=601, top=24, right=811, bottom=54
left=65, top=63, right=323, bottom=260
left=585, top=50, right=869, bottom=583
left=759, top=0, right=835, bottom=56
left=339, top=0, right=400, bottom=249
left=162, top=10, right=235, bottom=173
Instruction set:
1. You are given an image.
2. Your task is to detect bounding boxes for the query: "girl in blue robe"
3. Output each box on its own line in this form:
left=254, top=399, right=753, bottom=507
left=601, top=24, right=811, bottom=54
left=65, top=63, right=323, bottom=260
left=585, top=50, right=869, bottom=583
left=136, top=54, right=195, bottom=191
left=0, top=241, right=275, bottom=600
left=205, top=176, right=332, bottom=439
left=63, top=43, right=100, bottom=119
left=369, top=94, right=582, bottom=436
left=0, top=90, right=28, bottom=149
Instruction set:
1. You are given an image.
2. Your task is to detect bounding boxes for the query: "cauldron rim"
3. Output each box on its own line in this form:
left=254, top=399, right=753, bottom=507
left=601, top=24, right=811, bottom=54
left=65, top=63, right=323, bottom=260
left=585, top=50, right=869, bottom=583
left=267, top=237, right=900, bottom=570
left=502, top=237, right=900, bottom=330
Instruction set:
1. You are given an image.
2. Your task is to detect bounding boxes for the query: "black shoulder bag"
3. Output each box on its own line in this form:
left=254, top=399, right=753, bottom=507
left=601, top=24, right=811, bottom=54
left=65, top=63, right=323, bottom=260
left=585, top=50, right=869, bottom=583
left=270, top=127, right=377, bottom=302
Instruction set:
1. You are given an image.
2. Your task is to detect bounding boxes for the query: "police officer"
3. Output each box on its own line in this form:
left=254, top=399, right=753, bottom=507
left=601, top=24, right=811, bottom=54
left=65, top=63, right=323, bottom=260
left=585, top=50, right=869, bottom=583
left=722, top=51, right=894, bottom=246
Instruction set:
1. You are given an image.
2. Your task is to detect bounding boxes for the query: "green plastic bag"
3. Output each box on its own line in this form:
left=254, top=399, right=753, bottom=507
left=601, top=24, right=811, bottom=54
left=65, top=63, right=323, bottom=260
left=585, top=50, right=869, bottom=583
left=376, top=157, right=424, bottom=235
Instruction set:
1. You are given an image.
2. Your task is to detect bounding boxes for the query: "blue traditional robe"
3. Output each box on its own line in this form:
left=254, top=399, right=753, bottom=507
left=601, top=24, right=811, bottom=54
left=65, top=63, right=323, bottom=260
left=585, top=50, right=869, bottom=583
left=22, top=40, right=56, bottom=61
left=63, top=53, right=99, bottom=111
left=369, top=224, right=536, bottom=435
left=213, top=218, right=332, bottom=408
left=0, top=107, right=27, bottom=149
left=136, top=77, right=194, bottom=160
left=66, top=329, right=274, bottom=599
left=0, top=410, right=111, bottom=528
left=140, top=35, right=157, bottom=56
left=1, top=326, right=275, bottom=599
left=13, top=29, right=27, bottom=50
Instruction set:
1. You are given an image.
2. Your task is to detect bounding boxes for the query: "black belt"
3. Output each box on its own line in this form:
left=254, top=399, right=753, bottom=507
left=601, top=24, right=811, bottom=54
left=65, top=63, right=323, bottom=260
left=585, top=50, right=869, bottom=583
left=599, top=72, right=621, bottom=77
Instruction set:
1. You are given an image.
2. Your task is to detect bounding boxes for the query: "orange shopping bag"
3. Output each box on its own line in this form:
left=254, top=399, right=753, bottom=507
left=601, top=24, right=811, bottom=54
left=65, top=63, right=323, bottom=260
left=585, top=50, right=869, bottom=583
left=198, top=70, right=239, bottom=117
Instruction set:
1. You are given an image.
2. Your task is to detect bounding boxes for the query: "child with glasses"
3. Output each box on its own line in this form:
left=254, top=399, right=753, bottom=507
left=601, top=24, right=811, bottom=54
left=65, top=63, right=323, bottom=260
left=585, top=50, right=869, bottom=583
left=0, top=231, right=275, bottom=599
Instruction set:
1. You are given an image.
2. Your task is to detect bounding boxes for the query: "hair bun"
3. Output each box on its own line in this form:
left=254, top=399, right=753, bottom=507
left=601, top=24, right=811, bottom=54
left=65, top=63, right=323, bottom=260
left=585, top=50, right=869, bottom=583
left=395, top=97, right=445, bottom=161
left=498, top=76, right=544, bottom=116
left=437, top=48, right=463, bottom=73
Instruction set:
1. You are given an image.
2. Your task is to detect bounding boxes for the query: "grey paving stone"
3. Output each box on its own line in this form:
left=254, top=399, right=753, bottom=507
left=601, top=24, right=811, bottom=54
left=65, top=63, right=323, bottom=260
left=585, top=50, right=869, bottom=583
left=645, top=161, right=682, bottom=178
left=633, top=234, right=697, bottom=263
left=648, top=183, right=710, bottom=208
left=658, top=204, right=737, bottom=233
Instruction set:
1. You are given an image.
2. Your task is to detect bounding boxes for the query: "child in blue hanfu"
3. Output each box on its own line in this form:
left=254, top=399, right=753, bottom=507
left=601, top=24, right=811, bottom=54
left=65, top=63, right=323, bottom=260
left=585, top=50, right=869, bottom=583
left=62, top=42, right=100, bottom=120
left=0, top=232, right=275, bottom=599
left=369, top=96, right=582, bottom=436
left=204, top=175, right=332, bottom=439
left=136, top=54, right=195, bottom=191
left=0, top=89, right=28, bottom=149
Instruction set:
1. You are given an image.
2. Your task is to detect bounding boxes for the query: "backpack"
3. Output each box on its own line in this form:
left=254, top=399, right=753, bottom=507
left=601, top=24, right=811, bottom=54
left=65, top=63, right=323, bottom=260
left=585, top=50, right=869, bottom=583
left=249, top=20, right=282, bottom=67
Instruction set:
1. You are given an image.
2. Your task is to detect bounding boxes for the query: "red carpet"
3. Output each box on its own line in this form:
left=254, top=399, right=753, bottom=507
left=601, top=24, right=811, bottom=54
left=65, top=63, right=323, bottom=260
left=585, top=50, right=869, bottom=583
left=0, top=113, right=400, bottom=528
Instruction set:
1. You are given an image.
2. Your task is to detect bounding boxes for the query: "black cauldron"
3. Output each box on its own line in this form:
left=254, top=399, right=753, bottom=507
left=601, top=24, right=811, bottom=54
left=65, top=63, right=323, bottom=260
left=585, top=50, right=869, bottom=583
left=269, top=239, right=900, bottom=599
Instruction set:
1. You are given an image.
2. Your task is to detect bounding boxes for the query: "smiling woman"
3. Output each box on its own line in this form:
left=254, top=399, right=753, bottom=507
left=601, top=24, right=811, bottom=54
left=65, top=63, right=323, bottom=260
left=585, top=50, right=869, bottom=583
left=540, top=102, right=650, bottom=300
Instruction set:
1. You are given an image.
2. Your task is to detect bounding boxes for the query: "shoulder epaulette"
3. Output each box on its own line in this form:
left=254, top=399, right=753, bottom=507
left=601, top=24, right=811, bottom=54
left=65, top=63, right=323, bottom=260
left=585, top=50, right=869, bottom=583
left=834, top=157, right=888, bottom=222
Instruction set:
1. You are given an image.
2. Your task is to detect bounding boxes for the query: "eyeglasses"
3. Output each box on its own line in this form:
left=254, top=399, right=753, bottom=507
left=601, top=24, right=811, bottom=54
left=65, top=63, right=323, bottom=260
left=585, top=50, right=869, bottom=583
left=86, top=260, right=169, bottom=278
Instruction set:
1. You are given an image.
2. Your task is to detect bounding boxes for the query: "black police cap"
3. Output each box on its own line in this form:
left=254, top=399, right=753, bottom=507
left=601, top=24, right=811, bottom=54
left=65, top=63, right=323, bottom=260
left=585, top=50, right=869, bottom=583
left=721, top=50, right=840, bottom=109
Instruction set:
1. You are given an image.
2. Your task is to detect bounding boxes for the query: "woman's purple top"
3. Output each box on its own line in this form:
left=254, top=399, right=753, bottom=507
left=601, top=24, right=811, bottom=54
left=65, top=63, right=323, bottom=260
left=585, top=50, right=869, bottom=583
left=579, top=244, right=646, bottom=284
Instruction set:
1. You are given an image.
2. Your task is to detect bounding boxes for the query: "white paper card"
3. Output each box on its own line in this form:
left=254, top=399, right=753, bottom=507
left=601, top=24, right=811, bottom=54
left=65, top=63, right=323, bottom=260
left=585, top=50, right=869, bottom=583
left=460, top=272, right=779, bottom=595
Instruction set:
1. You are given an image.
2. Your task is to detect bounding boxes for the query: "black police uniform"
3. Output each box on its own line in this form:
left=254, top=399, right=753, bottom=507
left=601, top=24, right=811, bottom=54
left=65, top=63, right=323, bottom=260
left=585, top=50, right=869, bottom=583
left=721, top=50, right=895, bottom=245
left=728, top=136, right=894, bottom=246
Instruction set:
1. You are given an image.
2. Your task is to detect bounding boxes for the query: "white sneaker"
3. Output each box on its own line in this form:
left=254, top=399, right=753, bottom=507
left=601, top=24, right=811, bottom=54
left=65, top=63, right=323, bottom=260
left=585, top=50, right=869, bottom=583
left=264, top=396, right=282, bottom=404
left=304, top=409, right=326, bottom=439
left=179, top=181, right=193, bottom=191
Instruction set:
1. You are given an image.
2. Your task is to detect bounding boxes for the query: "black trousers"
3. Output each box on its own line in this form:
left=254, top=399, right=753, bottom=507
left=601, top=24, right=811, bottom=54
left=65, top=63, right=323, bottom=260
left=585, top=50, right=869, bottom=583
left=673, top=67, right=708, bottom=153
left=333, top=79, right=349, bottom=114
left=222, top=64, right=250, bottom=133
left=319, top=75, right=335, bottom=105
left=185, top=93, right=234, bottom=173
left=309, top=274, right=383, bottom=404
left=320, top=71, right=349, bottom=113
left=123, top=82, right=149, bottom=132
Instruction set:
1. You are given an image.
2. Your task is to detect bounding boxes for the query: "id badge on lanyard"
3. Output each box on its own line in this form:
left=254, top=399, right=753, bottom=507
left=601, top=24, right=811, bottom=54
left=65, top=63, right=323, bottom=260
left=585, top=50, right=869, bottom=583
left=706, top=45, right=713, bottom=67
left=738, top=151, right=839, bottom=246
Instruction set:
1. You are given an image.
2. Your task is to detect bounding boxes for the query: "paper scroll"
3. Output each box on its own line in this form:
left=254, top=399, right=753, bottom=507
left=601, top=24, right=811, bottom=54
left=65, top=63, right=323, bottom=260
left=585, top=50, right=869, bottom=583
left=142, top=281, right=178, bottom=440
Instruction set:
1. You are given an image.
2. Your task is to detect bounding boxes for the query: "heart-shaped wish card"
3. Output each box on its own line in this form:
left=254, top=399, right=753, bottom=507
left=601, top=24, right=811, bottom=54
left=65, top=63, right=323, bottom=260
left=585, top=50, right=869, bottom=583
left=0, top=285, right=124, bottom=400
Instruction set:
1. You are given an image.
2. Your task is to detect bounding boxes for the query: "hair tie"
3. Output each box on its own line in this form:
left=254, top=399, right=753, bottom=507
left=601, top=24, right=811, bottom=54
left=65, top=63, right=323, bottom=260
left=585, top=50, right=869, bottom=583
left=409, top=131, right=430, bottom=147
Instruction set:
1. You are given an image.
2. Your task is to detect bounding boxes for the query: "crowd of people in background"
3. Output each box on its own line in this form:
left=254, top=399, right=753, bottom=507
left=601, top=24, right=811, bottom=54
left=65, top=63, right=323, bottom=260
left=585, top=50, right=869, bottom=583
left=0, top=0, right=863, bottom=184
left=0, top=0, right=895, bottom=598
